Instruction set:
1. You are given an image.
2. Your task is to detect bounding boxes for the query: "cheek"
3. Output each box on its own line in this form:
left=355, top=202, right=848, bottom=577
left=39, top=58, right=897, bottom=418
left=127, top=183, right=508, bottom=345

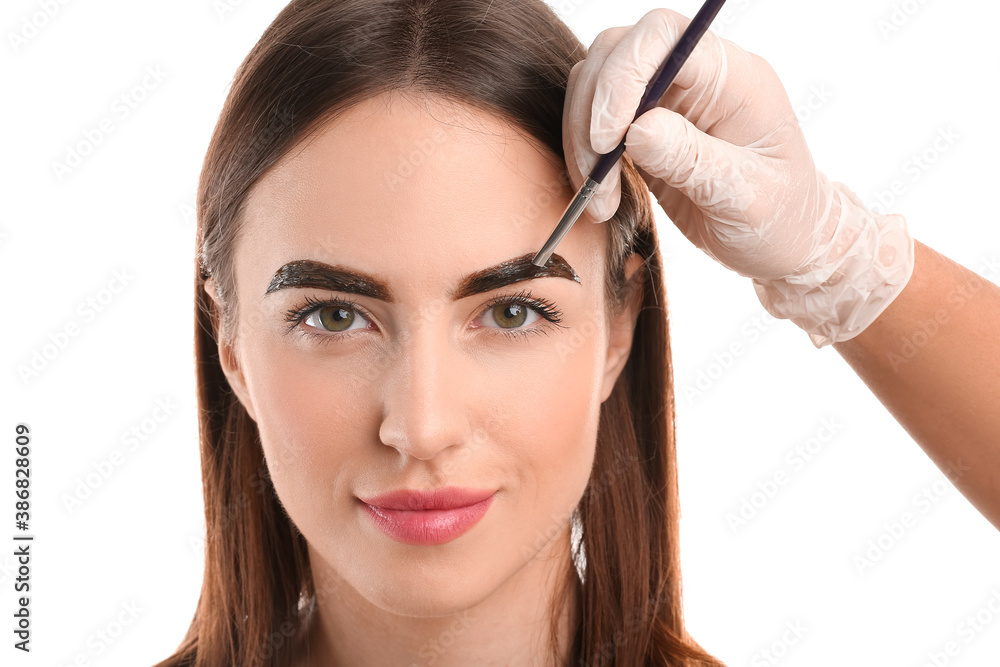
left=238, top=312, right=607, bottom=561
left=509, top=319, right=607, bottom=507
left=240, top=334, right=374, bottom=515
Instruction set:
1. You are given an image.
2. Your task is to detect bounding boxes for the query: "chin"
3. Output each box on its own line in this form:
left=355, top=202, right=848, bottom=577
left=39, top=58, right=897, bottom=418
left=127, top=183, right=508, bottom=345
left=361, top=568, right=497, bottom=618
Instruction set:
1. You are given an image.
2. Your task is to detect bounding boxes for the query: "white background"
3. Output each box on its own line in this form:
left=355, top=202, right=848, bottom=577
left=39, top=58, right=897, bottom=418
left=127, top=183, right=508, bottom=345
left=3, top=0, right=1000, bottom=665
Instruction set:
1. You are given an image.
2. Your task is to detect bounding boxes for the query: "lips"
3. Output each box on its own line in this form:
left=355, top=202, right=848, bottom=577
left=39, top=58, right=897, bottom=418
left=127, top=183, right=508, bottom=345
left=358, top=486, right=496, bottom=511
left=357, top=486, right=496, bottom=545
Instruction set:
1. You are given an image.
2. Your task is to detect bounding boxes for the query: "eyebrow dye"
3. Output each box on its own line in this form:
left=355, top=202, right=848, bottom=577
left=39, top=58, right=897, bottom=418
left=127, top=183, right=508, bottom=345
left=265, top=253, right=580, bottom=301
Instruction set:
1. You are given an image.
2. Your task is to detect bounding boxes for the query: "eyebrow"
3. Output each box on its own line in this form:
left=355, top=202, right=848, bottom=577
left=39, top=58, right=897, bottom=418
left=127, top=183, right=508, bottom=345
left=264, top=252, right=580, bottom=302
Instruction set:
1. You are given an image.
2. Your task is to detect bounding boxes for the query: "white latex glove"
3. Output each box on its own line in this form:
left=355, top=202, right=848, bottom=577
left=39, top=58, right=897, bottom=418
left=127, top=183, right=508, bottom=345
left=563, top=8, right=915, bottom=348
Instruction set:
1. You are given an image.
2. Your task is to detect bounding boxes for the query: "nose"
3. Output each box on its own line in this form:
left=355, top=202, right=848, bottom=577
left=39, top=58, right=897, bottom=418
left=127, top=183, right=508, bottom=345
left=377, top=325, right=474, bottom=461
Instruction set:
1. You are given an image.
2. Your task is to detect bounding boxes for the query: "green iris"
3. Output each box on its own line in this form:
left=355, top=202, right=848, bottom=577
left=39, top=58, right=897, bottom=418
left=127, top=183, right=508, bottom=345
left=492, top=303, right=527, bottom=328
left=318, top=307, right=354, bottom=332
left=315, top=302, right=530, bottom=333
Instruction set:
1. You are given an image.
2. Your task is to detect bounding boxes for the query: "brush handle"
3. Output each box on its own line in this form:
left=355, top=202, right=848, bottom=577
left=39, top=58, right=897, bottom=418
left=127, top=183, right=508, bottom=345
left=588, top=0, right=728, bottom=184
left=532, top=0, right=729, bottom=269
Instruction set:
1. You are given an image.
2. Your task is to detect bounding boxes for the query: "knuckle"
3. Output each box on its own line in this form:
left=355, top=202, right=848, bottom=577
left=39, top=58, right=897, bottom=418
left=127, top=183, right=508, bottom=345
left=749, top=52, right=775, bottom=75
left=589, top=25, right=630, bottom=55
left=640, top=6, right=684, bottom=34
left=749, top=52, right=782, bottom=89
left=644, top=6, right=682, bottom=24
left=566, top=59, right=585, bottom=89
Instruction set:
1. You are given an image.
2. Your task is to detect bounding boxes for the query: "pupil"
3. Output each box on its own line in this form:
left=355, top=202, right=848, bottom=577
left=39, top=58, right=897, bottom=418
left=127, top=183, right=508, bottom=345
left=319, top=307, right=353, bottom=332
left=495, top=303, right=526, bottom=328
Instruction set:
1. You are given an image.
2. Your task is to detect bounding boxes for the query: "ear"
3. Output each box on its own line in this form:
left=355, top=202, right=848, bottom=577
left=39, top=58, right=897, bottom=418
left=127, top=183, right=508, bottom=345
left=203, top=278, right=258, bottom=423
left=599, top=253, right=646, bottom=403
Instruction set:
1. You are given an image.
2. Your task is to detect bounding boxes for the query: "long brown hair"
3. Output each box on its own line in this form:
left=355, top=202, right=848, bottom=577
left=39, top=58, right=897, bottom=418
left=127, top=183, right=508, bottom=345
left=158, top=1, right=726, bottom=665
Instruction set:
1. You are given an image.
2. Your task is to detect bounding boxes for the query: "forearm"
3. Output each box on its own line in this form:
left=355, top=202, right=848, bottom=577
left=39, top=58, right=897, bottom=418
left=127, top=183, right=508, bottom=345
left=832, top=239, right=1000, bottom=530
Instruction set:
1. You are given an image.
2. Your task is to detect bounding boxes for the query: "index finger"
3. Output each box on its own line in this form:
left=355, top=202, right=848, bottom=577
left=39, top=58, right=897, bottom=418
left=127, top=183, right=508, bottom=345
left=590, top=7, right=764, bottom=151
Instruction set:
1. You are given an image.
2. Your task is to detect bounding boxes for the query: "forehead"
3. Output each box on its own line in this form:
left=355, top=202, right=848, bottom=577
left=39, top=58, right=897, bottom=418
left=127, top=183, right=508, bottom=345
left=238, top=90, right=605, bottom=298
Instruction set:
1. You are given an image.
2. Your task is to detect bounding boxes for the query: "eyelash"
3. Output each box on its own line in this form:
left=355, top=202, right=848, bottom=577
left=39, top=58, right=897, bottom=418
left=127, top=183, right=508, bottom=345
left=281, top=289, right=566, bottom=345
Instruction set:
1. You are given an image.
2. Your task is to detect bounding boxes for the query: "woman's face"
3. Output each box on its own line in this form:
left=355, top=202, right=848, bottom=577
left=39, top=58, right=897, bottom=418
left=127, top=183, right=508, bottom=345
left=207, top=90, right=641, bottom=617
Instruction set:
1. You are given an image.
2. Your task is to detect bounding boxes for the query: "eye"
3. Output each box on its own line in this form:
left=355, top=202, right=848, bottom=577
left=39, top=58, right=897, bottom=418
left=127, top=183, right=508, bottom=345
left=282, top=289, right=565, bottom=344
left=487, top=302, right=534, bottom=328
left=282, top=294, right=373, bottom=340
left=476, top=289, right=565, bottom=340
left=303, top=304, right=370, bottom=333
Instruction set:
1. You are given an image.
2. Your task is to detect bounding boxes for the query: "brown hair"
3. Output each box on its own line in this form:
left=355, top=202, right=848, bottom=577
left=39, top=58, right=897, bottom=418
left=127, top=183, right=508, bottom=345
left=158, top=0, right=726, bottom=665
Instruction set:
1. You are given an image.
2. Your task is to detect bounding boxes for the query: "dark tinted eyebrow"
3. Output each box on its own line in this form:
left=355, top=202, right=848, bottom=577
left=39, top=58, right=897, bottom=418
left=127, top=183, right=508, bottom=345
left=264, top=252, right=580, bottom=302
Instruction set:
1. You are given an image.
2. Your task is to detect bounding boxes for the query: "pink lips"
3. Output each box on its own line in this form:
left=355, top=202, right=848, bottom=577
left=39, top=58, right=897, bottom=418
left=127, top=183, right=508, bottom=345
left=357, top=487, right=496, bottom=546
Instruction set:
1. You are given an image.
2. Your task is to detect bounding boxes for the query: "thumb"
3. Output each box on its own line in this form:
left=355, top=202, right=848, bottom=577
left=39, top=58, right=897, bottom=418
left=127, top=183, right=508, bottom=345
left=624, top=107, right=755, bottom=217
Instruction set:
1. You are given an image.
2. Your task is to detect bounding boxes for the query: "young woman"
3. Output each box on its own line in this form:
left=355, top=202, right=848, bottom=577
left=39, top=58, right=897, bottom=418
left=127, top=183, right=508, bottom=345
left=157, top=0, right=1000, bottom=665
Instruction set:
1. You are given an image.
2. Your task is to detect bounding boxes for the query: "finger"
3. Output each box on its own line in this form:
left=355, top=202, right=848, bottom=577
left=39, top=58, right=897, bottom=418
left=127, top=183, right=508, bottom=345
left=568, top=25, right=633, bottom=156
left=587, top=166, right=622, bottom=223
left=563, top=60, right=587, bottom=185
left=623, top=106, right=755, bottom=220
left=563, top=51, right=624, bottom=222
left=591, top=7, right=758, bottom=152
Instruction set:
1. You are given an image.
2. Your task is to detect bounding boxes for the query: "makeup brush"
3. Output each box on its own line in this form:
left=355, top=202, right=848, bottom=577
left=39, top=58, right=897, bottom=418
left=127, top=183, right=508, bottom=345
left=531, top=0, right=729, bottom=268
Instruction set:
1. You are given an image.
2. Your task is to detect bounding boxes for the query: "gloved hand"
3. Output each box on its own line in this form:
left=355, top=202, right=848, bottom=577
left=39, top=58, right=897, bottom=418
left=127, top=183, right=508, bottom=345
left=563, top=7, right=915, bottom=348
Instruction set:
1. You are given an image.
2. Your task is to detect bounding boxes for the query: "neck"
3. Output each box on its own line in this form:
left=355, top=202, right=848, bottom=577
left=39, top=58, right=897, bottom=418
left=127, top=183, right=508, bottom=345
left=294, top=529, right=582, bottom=666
